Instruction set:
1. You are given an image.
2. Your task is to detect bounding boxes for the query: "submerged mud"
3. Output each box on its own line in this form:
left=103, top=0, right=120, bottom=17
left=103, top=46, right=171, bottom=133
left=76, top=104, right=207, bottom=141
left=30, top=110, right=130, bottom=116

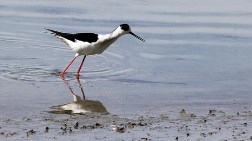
left=1, top=108, right=252, bottom=141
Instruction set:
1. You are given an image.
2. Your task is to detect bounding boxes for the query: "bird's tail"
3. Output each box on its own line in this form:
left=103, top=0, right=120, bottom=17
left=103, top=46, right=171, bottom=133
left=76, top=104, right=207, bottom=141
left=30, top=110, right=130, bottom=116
left=45, top=28, right=75, bottom=42
left=45, top=28, right=64, bottom=36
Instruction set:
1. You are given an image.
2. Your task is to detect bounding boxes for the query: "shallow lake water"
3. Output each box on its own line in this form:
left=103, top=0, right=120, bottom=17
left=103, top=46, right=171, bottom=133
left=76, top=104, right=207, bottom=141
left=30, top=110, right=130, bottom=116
left=1, top=0, right=252, bottom=140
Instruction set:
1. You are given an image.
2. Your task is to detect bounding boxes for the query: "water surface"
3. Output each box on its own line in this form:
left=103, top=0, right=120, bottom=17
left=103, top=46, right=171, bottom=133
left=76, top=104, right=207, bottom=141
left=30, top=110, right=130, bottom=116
left=0, top=0, right=252, bottom=140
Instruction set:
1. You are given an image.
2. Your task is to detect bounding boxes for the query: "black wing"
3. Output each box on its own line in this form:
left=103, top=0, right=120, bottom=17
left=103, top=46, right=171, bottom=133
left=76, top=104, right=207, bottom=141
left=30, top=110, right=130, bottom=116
left=46, top=29, right=98, bottom=43
left=73, top=33, right=98, bottom=43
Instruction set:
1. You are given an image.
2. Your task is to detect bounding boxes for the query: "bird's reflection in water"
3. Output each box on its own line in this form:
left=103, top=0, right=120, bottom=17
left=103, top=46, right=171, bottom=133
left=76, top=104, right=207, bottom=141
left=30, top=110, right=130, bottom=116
left=50, top=76, right=108, bottom=115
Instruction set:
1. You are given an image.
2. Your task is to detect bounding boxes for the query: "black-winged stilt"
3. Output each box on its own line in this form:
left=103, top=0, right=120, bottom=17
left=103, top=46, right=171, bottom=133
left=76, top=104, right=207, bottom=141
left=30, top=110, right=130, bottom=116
left=46, top=24, right=145, bottom=78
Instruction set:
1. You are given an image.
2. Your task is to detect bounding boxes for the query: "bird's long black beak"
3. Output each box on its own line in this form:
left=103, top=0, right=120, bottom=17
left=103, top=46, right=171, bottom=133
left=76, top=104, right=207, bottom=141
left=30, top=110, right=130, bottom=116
left=130, top=32, right=145, bottom=42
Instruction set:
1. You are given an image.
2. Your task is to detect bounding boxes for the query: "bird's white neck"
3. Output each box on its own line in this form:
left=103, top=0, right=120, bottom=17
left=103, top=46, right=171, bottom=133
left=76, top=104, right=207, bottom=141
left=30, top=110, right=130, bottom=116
left=110, top=27, right=125, bottom=39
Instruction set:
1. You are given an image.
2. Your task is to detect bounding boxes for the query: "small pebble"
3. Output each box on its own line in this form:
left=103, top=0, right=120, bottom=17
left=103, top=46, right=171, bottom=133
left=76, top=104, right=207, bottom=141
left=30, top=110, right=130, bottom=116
left=81, top=125, right=87, bottom=129
left=74, top=122, right=79, bottom=129
left=45, top=127, right=49, bottom=132
left=69, top=127, right=72, bottom=133
left=200, top=133, right=207, bottom=137
left=95, top=123, right=101, bottom=127
left=116, top=126, right=125, bottom=133
left=138, top=122, right=147, bottom=126
left=141, top=137, right=148, bottom=141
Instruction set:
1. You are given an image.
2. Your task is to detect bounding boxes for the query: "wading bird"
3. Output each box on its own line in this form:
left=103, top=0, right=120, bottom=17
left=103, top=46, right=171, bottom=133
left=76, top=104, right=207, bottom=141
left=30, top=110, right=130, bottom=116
left=46, top=24, right=145, bottom=78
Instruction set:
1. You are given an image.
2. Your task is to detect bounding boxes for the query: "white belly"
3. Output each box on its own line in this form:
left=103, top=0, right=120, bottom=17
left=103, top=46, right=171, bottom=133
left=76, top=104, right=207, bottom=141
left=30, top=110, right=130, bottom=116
left=76, top=36, right=119, bottom=55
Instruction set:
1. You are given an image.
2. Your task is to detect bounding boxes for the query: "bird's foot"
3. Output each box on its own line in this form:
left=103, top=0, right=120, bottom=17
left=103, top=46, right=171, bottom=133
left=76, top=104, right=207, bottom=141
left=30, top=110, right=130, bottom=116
left=59, top=72, right=65, bottom=79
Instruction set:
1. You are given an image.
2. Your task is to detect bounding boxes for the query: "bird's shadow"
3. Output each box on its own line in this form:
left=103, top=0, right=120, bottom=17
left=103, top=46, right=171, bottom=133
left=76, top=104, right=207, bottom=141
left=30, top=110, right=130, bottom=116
left=49, top=76, right=108, bottom=115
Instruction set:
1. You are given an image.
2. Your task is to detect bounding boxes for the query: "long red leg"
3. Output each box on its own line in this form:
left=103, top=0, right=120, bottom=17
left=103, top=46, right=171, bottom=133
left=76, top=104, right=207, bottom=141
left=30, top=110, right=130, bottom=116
left=60, top=55, right=78, bottom=78
left=76, top=55, right=86, bottom=77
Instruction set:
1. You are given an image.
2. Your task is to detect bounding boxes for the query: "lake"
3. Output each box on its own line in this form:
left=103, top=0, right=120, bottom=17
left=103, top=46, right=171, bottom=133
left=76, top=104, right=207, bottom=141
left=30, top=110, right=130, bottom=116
left=0, top=0, right=252, bottom=140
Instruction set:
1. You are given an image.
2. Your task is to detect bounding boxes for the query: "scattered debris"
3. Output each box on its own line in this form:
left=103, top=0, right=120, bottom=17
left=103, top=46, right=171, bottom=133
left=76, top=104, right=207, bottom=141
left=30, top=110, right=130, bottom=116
left=200, top=132, right=207, bottom=137
left=26, top=130, right=36, bottom=137
left=160, top=114, right=169, bottom=120
left=140, top=137, right=151, bottom=141
left=0, top=132, right=17, bottom=137
left=0, top=108, right=251, bottom=140
left=179, top=109, right=196, bottom=119
left=110, top=125, right=126, bottom=133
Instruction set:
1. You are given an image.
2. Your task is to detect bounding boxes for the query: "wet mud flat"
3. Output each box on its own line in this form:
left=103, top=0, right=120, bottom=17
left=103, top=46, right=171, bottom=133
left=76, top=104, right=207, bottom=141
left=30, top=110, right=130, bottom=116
left=1, top=108, right=252, bottom=141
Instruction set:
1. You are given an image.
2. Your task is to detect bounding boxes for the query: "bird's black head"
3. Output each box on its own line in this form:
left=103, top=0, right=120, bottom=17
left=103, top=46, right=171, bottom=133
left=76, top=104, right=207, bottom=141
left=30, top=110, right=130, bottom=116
left=120, top=24, right=130, bottom=31
left=118, top=23, right=145, bottom=42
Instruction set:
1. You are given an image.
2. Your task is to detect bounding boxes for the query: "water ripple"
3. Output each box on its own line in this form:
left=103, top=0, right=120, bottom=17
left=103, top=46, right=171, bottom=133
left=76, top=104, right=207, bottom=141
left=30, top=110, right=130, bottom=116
left=0, top=56, right=135, bottom=83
